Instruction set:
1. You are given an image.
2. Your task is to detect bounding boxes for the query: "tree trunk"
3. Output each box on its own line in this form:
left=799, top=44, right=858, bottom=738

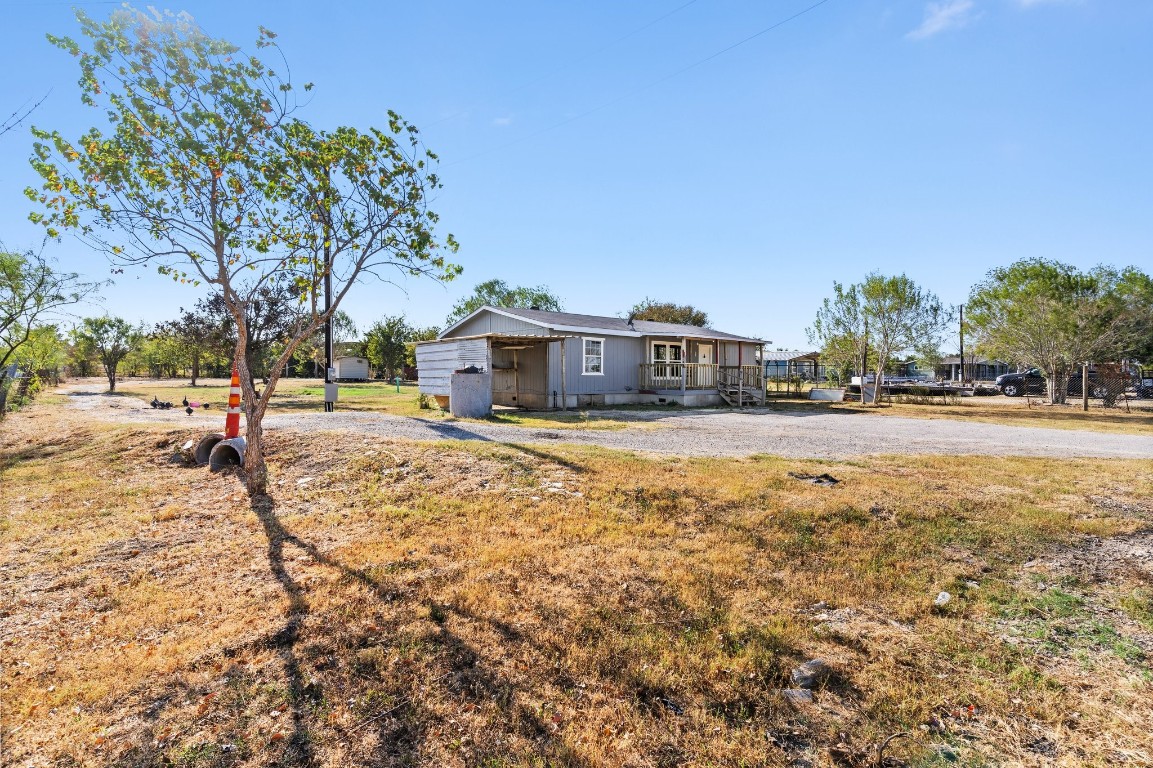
left=231, top=350, right=269, bottom=496
left=106, top=364, right=117, bottom=392
left=244, top=418, right=268, bottom=496
left=190, top=352, right=200, bottom=386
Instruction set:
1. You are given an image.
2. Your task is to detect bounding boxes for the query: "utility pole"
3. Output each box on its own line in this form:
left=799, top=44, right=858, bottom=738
left=959, top=304, right=965, bottom=384
left=322, top=168, right=336, bottom=413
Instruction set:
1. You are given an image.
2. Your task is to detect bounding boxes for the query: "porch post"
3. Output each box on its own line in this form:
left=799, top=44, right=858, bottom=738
left=560, top=337, right=567, bottom=411
left=738, top=344, right=744, bottom=407
left=758, top=343, right=764, bottom=403
left=681, top=336, right=687, bottom=400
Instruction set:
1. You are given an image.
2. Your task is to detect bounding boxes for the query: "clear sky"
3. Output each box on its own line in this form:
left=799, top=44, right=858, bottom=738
left=1, top=0, right=1150, bottom=350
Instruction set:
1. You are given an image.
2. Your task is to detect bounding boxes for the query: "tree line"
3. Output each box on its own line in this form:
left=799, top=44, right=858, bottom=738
left=809, top=260, right=1152, bottom=404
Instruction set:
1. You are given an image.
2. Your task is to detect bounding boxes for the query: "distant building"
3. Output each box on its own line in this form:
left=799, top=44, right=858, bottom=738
left=936, top=356, right=1009, bottom=381
left=762, top=350, right=823, bottom=381
left=333, top=356, right=370, bottom=382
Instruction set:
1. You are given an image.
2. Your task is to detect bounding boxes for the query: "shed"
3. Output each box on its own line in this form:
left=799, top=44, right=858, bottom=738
left=334, top=356, right=370, bottom=382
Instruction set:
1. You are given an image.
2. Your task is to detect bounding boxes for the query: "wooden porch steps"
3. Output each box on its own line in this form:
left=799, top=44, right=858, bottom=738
left=717, top=382, right=763, bottom=407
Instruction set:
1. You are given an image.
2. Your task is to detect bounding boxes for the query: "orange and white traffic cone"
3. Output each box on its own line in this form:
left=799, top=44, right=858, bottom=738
left=224, top=364, right=242, bottom=438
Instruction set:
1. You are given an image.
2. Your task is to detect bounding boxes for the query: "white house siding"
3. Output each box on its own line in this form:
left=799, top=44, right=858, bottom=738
left=450, top=313, right=546, bottom=338
left=415, top=338, right=490, bottom=396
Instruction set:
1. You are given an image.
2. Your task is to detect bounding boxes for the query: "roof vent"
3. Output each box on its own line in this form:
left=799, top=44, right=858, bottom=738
left=529, top=305, right=541, bottom=311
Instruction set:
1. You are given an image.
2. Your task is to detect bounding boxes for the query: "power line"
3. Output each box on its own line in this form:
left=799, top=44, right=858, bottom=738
left=445, top=0, right=835, bottom=168
left=423, top=0, right=701, bottom=130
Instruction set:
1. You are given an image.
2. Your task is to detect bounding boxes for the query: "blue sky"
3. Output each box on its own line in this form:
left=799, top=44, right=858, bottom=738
left=1, top=0, right=1150, bottom=350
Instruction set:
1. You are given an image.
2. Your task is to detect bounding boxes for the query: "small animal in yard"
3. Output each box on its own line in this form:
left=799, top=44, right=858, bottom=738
left=181, top=397, right=189, bottom=407
left=150, top=397, right=160, bottom=409
left=185, top=406, right=194, bottom=416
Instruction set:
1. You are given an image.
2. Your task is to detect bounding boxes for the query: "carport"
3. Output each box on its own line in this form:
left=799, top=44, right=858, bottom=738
left=415, top=333, right=575, bottom=412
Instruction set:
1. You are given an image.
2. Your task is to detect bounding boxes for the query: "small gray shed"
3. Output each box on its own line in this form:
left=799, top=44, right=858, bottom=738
left=334, top=356, right=370, bottom=382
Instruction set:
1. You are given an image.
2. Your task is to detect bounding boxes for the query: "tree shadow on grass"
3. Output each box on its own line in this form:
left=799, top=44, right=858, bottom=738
left=248, top=493, right=594, bottom=767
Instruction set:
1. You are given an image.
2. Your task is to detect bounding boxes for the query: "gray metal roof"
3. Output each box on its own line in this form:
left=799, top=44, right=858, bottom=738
left=489, top=306, right=764, bottom=343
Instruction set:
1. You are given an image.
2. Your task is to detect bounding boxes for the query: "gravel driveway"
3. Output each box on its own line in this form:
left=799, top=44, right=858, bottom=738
left=60, top=388, right=1152, bottom=460
left=261, top=408, right=1152, bottom=460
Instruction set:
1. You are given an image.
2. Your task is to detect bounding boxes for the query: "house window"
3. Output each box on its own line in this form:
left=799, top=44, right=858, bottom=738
left=651, top=342, right=682, bottom=379
left=582, top=337, right=604, bottom=375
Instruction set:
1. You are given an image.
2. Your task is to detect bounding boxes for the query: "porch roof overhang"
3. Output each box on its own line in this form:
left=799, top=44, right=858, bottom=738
left=416, top=332, right=575, bottom=349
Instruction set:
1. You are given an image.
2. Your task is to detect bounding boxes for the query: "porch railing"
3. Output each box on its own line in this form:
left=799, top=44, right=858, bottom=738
left=638, top=362, right=716, bottom=390
left=719, top=364, right=763, bottom=390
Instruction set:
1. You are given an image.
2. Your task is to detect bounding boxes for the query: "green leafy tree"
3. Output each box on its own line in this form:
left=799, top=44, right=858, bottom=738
left=72, top=316, right=139, bottom=392
left=859, top=273, right=950, bottom=403
left=198, top=279, right=309, bottom=383
left=809, top=275, right=949, bottom=404
left=28, top=8, right=459, bottom=494
left=364, top=314, right=412, bottom=379
left=967, top=259, right=1150, bottom=404
left=2, top=248, right=100, bottom=379
left=16, top=325, right=68, bottom=379
left=446, top=279, right=561, bottom=326
left=808, top=281, right=870, bottom=390
left=628, top=298, right=708, bottom=327
left=155, top=304, right=232, bottom=385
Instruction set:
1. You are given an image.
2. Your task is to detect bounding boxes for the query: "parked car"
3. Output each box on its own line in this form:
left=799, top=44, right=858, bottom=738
left=994, top=368, right=1045, bottom=397
left=995, top=368, right=1106, bottom=398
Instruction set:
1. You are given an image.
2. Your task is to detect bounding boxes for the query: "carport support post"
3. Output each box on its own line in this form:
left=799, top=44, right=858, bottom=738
left=560, top=338, right=567, bottom=411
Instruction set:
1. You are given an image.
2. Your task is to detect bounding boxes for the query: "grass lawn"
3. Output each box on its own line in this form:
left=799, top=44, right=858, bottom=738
left=113, top=378, right=636, bottom=430
left=2, top=396, right=1151, bottom=766
left=116, top=378, right=430, bottom=417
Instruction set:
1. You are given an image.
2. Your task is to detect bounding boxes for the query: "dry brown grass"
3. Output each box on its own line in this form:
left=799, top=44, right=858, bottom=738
left=764, top=395, right=1153, bottom=436
left=2, top=398, right=1151, bottom=768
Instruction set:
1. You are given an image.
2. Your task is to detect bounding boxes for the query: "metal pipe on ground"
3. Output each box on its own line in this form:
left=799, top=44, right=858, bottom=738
left=194, top=433, right=226, bottom=465
left=208, top=436, right=246, bottom=472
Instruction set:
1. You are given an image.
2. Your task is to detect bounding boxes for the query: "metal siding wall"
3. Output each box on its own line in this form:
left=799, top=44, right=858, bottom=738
left=336, top=358, right=369, bottom=379
left=450, top=312, right=545, bottom=337
left=416, top=338, right=489, bottom=396
left=559, top=335, right=644, bottom=394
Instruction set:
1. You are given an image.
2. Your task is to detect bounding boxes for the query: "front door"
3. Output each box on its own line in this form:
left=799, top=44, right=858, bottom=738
left=696, top=343, right=714, bottom=387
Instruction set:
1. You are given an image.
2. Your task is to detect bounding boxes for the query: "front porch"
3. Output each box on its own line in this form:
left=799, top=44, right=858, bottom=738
left=638, top=363, right=765, bottom=406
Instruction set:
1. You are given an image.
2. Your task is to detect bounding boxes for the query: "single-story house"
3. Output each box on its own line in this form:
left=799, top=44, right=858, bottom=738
left=416, top=306, right=766, bottom=409
left=333, top=356, right=370, bottom=382
left=936, top=356, right=1009, bottom=382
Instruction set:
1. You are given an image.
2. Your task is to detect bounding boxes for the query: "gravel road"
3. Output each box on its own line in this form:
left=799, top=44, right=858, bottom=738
left=62, top=388, right=1153, bottom=460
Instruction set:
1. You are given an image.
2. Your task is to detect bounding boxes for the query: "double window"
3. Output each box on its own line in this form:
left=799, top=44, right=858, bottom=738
left=582, top=337, right=603, bottom=375
left=651, top=342, right=683, bottom=379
